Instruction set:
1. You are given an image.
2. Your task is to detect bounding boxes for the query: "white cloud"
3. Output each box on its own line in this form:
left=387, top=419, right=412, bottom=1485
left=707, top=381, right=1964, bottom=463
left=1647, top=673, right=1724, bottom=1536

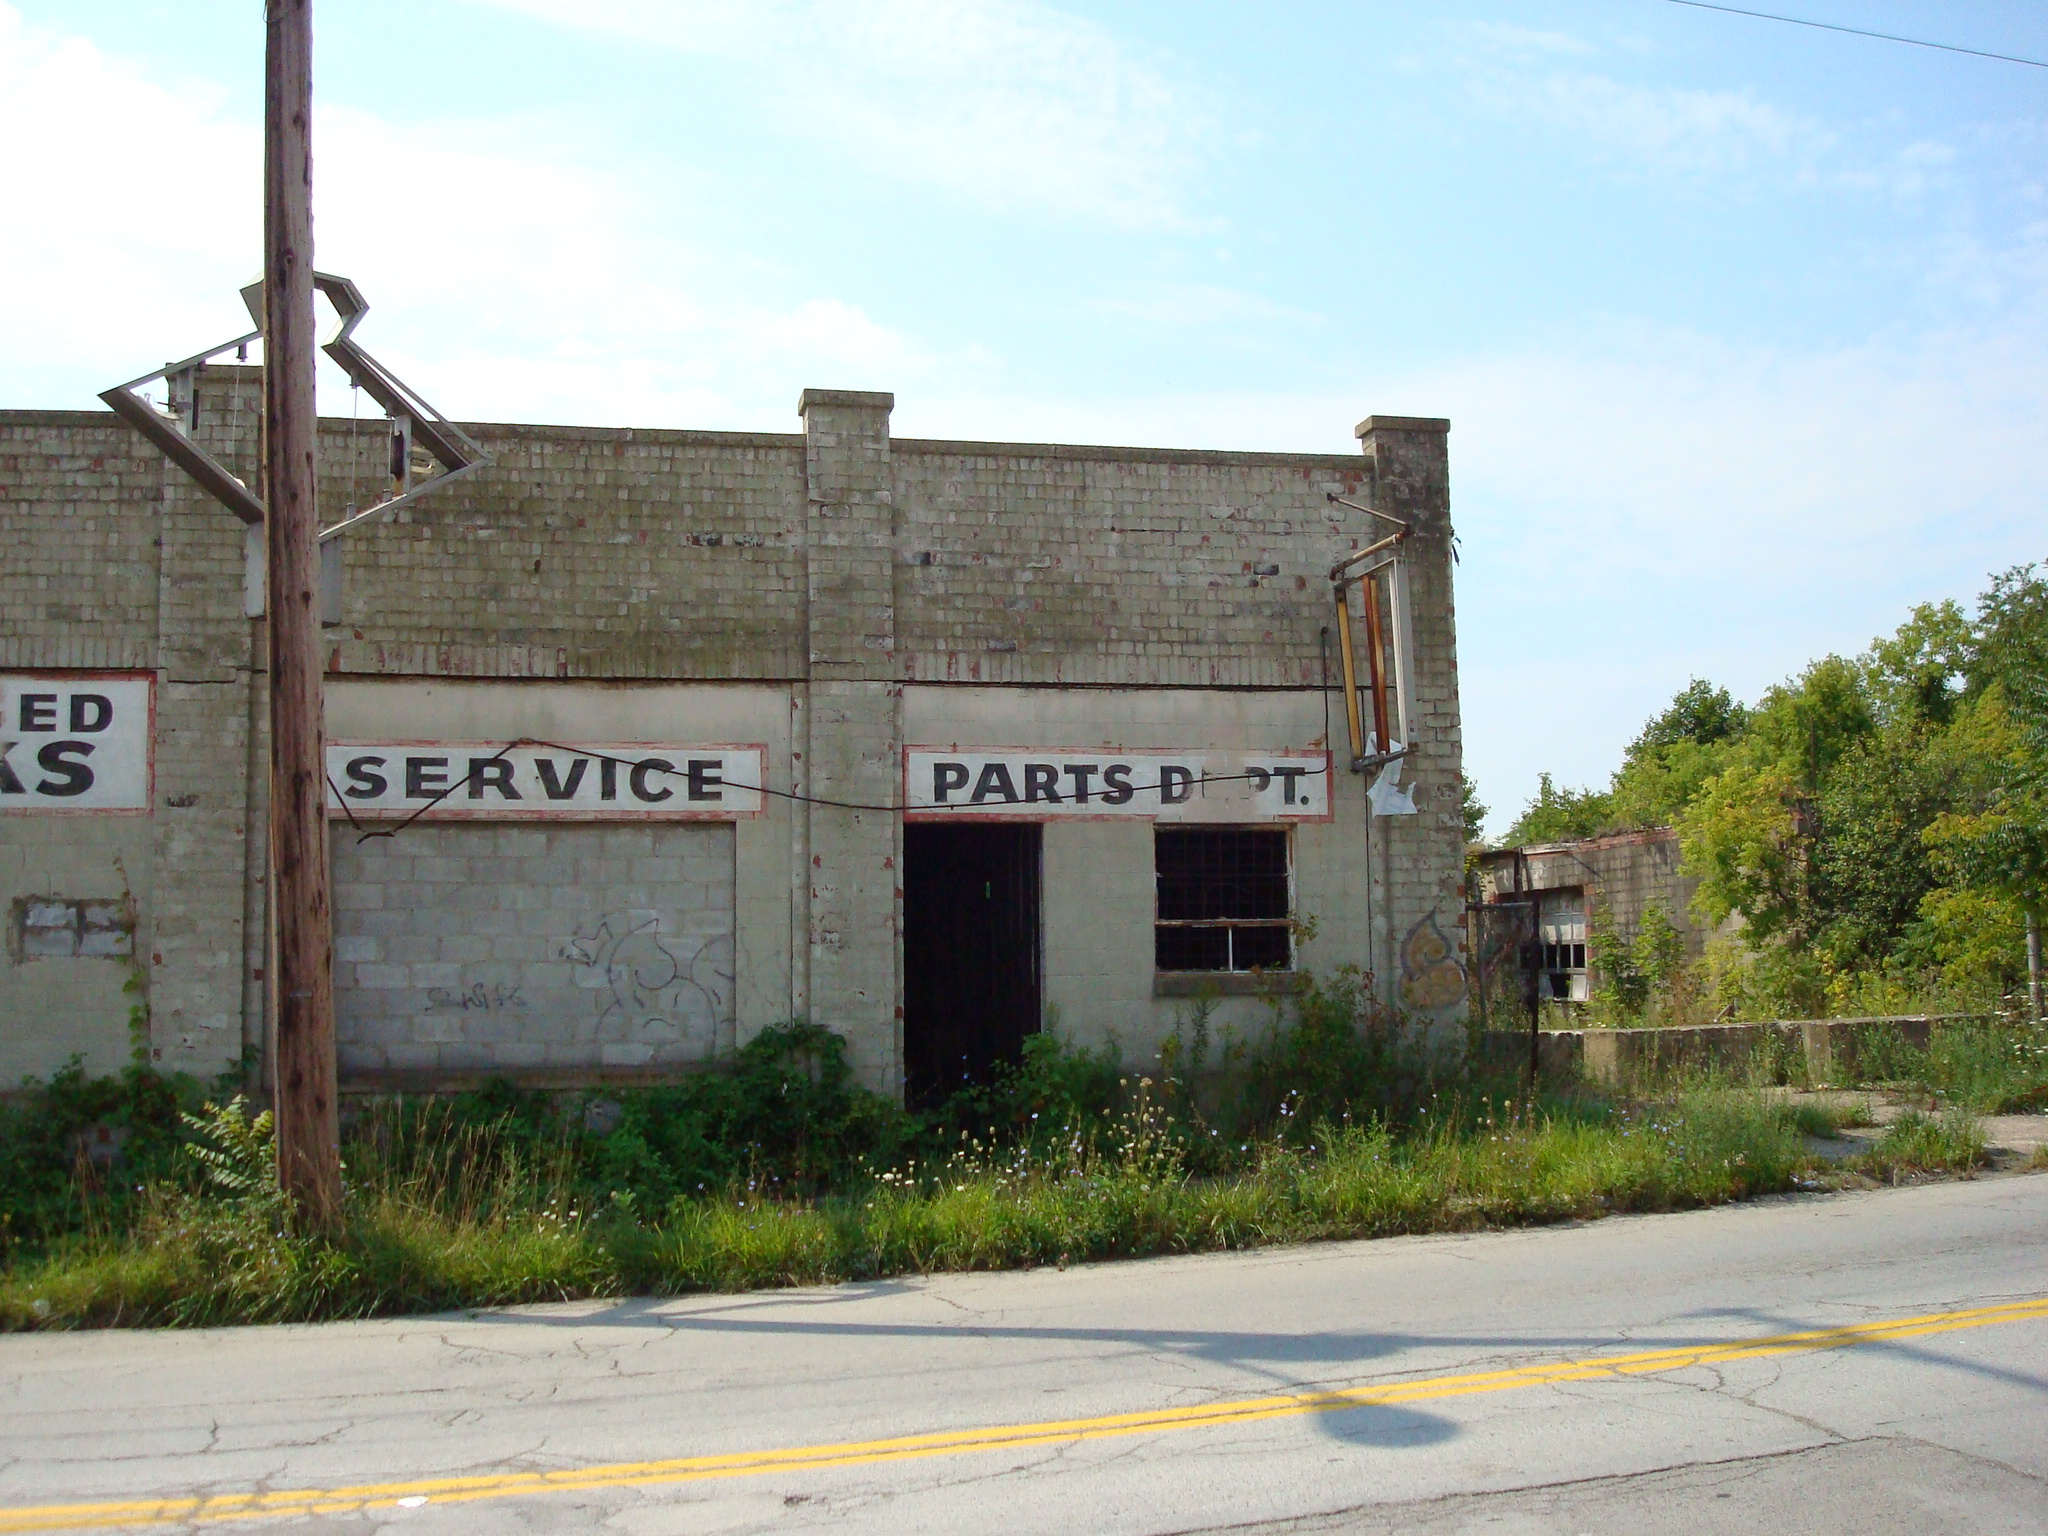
left=0, top=5, right=936, bottom=425
left=1461, top=63, right=1827, bottom=182
left=1090, top=283, right=1320, bottom=330
left=0, top=6, right=258, bottom=382
left=1454, top=20, right=1599, bottom=59
left=466, top=0, right=1214, bottom=229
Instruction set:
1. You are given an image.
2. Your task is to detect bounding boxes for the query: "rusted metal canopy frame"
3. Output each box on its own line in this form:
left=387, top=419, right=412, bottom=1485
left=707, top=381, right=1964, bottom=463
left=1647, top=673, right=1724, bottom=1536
left=1327, top=490, right=1416, bottom=776
left=100, top=331, right=268, bottom=525
left=98, top=271, right=488, bottom=542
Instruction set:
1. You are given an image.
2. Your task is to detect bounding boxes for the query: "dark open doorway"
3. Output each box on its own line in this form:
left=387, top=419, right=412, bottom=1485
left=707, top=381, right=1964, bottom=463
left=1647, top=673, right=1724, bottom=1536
left=903, top=823, right=1042, bottom=1107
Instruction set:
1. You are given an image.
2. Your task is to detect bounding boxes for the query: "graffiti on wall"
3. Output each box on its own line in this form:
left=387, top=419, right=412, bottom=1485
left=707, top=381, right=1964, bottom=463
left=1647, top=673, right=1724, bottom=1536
left=561, top=912, right=734, bottom=1052
left=1397, top=909, right=1469, bottom=1012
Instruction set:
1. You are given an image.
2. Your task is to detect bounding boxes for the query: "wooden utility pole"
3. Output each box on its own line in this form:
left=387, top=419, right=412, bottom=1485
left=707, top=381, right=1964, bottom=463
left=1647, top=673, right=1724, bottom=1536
left=265, top=0, right=341, bottom=1226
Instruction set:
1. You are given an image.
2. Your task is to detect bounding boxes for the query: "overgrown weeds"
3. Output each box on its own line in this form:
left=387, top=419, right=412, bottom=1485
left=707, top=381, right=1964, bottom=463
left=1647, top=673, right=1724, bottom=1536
left=1858, top=1110, right=1988, bottom=1180
left=0, top=1085, right=1827, bottom=1330
left=1, top=996, right=2025, bottom=1332
left=1839, top=1015, right=2048, bottom=1113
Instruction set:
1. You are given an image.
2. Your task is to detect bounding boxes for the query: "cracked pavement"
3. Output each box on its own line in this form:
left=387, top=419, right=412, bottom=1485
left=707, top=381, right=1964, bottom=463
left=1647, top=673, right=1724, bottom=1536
left=3, top=1176, right=2046, bottom=1534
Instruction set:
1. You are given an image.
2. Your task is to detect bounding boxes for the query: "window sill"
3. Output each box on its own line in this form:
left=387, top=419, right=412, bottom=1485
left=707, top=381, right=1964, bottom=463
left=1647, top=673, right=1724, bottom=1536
left=1153, top=971, right=1305, bottom=998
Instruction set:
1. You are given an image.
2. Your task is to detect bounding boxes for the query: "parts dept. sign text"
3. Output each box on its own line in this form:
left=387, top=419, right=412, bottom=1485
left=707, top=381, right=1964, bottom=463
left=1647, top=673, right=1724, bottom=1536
left=326, top=743, right=766, bottom=820
left=0, top=673, right=154, bottom=812
left=904, top=748, right=1330, bottom=821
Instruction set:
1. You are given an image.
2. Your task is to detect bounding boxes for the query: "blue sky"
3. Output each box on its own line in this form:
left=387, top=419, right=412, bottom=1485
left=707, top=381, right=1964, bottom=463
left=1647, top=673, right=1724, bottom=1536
left=4, top=1, right=2044, bottom=834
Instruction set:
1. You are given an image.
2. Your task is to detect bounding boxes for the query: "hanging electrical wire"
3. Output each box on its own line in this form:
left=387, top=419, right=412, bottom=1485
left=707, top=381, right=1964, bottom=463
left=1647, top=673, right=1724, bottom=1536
left=1660, top=0, right=2048, bottom=69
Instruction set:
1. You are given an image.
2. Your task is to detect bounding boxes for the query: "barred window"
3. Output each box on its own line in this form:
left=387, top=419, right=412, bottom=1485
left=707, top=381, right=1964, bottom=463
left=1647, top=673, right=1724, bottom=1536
left=1154, top=828, right=1292, bottom=973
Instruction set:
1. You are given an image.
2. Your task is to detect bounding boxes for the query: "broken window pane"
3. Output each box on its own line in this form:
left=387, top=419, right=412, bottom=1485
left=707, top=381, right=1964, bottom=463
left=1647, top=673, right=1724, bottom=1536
left=1155, top=828, right=1292, bottom=972
left=1537, top=890, right=1588, bottom=1003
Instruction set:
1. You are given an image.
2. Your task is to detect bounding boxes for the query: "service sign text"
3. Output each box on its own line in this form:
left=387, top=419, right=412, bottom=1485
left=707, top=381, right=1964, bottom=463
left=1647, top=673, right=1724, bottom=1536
left=904, top=748, right=1330, bottom=821
left=0, top=673, right=153, bottom=812
left=326, top=743, right=766, bottom=819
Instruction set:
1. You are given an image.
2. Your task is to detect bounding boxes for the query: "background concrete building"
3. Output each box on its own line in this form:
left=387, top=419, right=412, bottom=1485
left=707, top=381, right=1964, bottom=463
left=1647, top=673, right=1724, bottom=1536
left=3, top=376, right=1468, bottom=1099
left=1472, top=828, right=1723, bottom=1006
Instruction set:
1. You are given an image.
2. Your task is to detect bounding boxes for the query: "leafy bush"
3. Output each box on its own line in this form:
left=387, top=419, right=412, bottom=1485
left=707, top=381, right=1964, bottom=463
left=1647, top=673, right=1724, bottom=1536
left=0, top=1057, right=212, bottom=1256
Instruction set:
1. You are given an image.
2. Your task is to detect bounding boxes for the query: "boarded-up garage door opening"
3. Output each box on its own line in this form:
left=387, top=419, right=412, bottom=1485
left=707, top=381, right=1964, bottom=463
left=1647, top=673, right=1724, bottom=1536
left=332, top=823, right=735, bottom=1080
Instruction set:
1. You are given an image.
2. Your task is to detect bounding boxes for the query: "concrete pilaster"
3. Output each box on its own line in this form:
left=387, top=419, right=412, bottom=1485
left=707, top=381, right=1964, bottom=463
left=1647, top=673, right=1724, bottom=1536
left=1355, top=416, right=1467, bottom=1017
left=146, top=365, right=265, bottom=1076
left=798, top=390, right=902, bottom=1091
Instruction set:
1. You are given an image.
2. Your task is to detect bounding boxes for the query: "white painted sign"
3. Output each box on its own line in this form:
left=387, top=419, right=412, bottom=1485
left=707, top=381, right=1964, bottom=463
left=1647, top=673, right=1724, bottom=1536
left=904, top=748, right=1330, bottom=821
left=326, top=743, right=767, bottom=820
left=0, top=673, right=154, bottom=813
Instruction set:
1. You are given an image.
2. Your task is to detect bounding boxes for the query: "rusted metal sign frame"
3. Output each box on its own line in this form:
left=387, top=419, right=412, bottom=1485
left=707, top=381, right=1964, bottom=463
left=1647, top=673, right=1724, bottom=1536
left=1324, top=494, right=1415, bottom=775
left=98, top=271, right=489, bottom=543
left=100, top=331, right=268, bottom=525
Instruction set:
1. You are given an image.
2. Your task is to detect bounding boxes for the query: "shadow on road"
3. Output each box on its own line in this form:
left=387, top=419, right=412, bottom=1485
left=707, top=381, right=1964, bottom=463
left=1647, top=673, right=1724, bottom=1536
left=452, top=1282, right=2048, bottom=1417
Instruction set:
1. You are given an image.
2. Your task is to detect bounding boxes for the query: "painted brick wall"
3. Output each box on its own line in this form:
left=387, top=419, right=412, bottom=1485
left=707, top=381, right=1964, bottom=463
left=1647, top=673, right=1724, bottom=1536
left=1353, top=419, right=1469, bottom=1022
left=892, top=443, right=1374, bottom=687
left=309, top=397, right=811, bottom=681
left=798, top=390, right=903, bottom=1088
left=0, top=413, right=162, bottom=671
left=2, top=374, right=1469, bottom=1092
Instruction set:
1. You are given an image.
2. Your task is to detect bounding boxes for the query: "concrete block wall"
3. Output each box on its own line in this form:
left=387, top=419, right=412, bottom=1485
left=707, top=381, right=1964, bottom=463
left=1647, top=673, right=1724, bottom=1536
left=0, top=404, right=261, bottom=1083
left=332, top=822, right=736, bottom=1082
left=145, top=379, right=262, bottom=1076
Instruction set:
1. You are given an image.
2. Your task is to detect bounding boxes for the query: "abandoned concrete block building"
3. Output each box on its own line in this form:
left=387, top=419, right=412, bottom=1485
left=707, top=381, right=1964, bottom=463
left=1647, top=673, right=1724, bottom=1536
left=1471, top=829, right=1725, bottom=1006
left=3, top=375, right=1469, bottom=1100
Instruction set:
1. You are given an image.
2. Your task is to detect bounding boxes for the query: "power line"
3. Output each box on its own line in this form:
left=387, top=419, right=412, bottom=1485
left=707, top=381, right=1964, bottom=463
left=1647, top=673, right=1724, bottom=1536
left=1661, top=0, right=2048, bottom=69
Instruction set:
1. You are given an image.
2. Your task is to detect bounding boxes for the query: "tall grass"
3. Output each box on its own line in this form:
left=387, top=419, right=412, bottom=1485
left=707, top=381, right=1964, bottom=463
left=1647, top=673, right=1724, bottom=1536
left=1, top=1084, right=1827, bottom=1330
left=1842, top=1015, right=2048, bottom=1112
left=1860, top=1110, right=1988, bottom=1181
left=3, top=993, right=2024, bottom=1332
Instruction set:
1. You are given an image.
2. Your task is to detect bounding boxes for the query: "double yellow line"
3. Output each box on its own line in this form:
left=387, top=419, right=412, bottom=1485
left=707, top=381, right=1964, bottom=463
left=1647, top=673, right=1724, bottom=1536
left=7, top=1296, right=2045, bottom=1532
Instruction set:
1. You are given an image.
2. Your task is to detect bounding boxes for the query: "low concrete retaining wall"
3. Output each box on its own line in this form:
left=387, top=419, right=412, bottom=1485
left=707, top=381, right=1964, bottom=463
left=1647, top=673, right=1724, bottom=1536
left=1483, top=1015, right=1988, bottom=1086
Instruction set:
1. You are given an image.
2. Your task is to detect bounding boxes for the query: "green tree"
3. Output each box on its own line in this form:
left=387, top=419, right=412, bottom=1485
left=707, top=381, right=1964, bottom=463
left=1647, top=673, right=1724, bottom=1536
left=1630, top=677, right=1750, bottom=752
left=1865, top=599, right=1972, bottom=729
left=1808, top=724, right=1970, bottom=968
left=1926, top=566, right=2048, bottom=1013
left=1743, top=655, right=1875, bottom=793
left=1503, top=772, right=1612, bottom=847
left=1460, top=772, right=1490, bottom=847
left=1678, top=759, right=1804, bottom=942
left=1590, top=901, right=1687, bottom=1022
left=1608, top=679, right=1750, bottom=830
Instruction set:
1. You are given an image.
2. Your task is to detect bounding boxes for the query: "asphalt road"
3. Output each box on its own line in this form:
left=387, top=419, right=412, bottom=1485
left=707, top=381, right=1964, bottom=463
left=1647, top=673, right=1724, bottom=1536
left=4, top=1175, right=2046, bottom=1535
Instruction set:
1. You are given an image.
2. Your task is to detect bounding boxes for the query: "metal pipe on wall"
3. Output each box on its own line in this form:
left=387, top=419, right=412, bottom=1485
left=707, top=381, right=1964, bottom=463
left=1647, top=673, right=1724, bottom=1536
left=1332, top=585, right=1365, bottom=767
